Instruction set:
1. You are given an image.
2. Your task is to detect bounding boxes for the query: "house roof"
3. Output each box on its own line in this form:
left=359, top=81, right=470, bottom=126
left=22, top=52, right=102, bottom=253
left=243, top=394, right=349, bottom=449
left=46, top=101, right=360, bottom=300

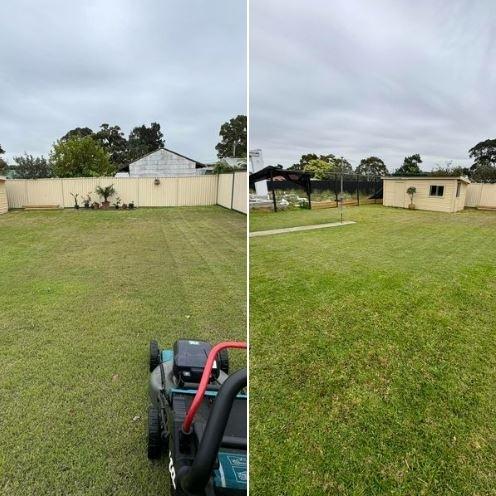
left=118, top=147, right=206, bottom=172
left=382, top=176, right=471, bottom=184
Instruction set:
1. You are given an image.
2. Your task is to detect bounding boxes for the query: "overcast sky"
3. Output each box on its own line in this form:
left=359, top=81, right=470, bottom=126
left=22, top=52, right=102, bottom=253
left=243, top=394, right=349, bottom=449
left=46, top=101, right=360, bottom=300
left=0, top=0, right=246, bottom=163
left=250, top=0, right=496, bottom=171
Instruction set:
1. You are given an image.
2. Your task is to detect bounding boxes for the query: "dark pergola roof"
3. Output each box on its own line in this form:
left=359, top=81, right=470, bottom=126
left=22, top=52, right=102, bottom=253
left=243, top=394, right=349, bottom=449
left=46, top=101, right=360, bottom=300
left=250, top=166, right=311, bottom=191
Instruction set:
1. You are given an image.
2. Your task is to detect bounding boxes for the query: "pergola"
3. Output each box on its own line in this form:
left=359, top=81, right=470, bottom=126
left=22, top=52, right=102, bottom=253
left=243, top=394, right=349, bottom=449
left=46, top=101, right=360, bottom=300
left=249, top=166, right=312, bottom=211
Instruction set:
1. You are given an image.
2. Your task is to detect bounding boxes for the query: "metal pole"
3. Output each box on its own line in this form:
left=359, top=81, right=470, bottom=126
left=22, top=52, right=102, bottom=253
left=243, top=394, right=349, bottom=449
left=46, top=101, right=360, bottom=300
left=270, top=169, right=277, bottom=212
left=356, top=173, right=360, bottom=206
left=340, top=161, right=344, bottom=224
left=307, top=176, right=312, bottom=209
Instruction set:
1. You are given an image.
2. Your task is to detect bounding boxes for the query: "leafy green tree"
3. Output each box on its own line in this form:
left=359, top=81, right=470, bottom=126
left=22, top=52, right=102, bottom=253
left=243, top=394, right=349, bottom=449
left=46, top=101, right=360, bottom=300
left=0, top=144, right=7, bottom=176
left=94, top=124, right=128, bottom=167
left=430, top=161, right=469, bottom=177
left=127, top=122, right=165, bottom=162
left=355, top=156, right=388, bottom=176
left=215, top=115, right=247, bottom=158
left=61, top=127, right=94, bottom=141
left=394, top=154, right=423, bottom=175
left=468, top=139, right=496, bottom=182
left=303, top=159, right=334, bottom=179
left=12, top=154, right=53, bottom=178
left=291, top=153, right=352, bottom=174
left=50, top=136, right=114, bottom=177
left=470, top=163, right=496, bottom=182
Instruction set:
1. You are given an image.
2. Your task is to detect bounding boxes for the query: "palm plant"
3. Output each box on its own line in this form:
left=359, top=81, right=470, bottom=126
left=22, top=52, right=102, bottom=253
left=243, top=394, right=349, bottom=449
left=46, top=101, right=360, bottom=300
left=95, top=184, right=116, bottom=204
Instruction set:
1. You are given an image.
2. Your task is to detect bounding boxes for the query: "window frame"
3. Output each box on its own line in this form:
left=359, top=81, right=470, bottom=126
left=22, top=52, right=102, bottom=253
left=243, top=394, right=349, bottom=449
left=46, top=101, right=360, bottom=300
left=429, top=185, right=445, bottom=198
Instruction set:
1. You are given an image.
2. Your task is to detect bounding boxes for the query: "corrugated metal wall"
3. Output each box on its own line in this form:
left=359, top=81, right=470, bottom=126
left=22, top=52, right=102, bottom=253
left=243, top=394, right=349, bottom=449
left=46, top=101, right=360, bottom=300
left=5, top=173, right=247, bottom=213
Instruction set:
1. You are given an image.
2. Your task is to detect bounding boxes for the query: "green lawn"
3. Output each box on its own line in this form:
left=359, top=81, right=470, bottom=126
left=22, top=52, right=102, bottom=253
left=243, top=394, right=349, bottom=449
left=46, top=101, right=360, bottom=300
left=250, top=205, right=496, bottom=495
left=0, top=207, right=246, bottom=496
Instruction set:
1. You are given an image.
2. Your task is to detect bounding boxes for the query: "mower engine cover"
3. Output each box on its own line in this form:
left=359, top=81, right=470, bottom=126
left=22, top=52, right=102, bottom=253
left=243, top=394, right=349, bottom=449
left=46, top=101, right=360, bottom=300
left=173, top=339, right=219, bottom=384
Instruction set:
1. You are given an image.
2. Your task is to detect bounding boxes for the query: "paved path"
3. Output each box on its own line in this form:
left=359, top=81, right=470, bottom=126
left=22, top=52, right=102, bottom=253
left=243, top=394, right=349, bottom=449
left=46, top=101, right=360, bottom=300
left=249, top=220, right=356, bottom=237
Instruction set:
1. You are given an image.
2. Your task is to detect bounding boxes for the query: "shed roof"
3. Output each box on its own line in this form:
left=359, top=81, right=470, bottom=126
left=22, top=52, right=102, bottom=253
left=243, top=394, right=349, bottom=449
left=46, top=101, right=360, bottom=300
left=382, top=176, right=470, bottom=184
left=118, top=147, right=205, bottom=172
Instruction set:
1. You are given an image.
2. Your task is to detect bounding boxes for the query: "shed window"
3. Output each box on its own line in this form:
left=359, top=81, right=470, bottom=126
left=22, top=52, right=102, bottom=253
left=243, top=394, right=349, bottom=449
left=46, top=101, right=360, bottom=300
left=456, top=182, right=461, bottom=197
left=429, top=185, right=444, bottom=197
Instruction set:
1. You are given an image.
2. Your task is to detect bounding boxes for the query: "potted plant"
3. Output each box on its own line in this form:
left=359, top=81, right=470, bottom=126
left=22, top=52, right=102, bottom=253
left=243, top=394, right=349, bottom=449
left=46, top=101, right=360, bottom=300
left=95, top=184, right=116, bottom=208
left=407, top=186, right=416, bottom=209
left=83, top=193, right=92, bottom=209
left=91, top=201, right=100, bottom=209
left=122, top=203, right=128, bottom=209
left=128, top=201, right=135, bottom=209
left=113, top=197, right=122, bottom=209
left=70, top=192, right=80, bottom=209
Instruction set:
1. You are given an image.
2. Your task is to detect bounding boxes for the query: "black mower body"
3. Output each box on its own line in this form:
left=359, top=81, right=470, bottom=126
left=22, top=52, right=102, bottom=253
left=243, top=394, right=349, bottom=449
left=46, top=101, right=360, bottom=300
left=148, top=339, right=247, bottom=496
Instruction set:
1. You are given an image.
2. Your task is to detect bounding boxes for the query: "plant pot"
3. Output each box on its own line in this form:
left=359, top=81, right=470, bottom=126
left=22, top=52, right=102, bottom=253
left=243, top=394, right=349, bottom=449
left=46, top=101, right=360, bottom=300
left=408, top=203, right=416, bottom=210
left=75, top=205, right=80, bottom=209
left=101, top=201, right=110, bottom=209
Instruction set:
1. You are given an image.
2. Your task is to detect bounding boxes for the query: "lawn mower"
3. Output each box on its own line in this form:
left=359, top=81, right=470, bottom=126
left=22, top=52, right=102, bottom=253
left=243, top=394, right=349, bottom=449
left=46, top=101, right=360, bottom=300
left=147, top=339, right=247, bottom=496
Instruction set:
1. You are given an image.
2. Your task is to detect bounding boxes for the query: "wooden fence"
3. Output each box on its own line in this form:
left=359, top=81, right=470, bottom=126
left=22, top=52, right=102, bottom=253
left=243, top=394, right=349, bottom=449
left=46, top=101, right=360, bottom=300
left=5, top=172, right=247, bottom=214
left=465, top=183, right=496, bottom=209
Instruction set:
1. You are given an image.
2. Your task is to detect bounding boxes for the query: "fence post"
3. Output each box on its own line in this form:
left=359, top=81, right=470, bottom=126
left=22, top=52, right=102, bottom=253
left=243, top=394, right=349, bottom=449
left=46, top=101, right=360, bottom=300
left=231, top=171, right=235, bottom=210
left=356, top=174, right=360, bottom=206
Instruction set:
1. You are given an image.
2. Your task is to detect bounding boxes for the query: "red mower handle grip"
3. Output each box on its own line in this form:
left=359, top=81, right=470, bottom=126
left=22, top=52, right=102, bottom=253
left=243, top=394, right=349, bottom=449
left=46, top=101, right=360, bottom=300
left=182, top=341, right=247, bottom=434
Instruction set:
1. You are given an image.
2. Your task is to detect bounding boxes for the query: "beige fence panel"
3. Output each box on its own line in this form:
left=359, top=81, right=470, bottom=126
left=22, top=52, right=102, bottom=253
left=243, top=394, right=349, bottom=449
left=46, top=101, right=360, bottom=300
left=217, top=173, right=234, bottom=209
left=5, top=180, right=28, bottom=208
left=138, top=177, right=178, bottom=206
left=465, top=184, right=482, bottom=207
left=177, top=176, right=217, bottom=206
left=26, top=179, right=64, bottom=206
left=232, top=172, right=247, bottom=213
left=465, top=183, right=496, bottom=208
left=479, top=184, right=496, bottom=208
left=5, top=173, right=246, bottom=212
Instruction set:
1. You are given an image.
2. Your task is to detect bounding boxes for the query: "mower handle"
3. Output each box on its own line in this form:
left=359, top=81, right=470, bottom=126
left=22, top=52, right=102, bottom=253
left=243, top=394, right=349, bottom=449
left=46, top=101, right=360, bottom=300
left=179, top=368, right=247, bottom=495
left=182, top=341, right=247, bottom=434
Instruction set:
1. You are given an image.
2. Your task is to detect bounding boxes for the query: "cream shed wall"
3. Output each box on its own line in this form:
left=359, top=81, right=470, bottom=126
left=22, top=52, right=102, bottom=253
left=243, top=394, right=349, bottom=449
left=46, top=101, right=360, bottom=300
left=383, top=177, right=468, bottom=213
left=0, top=178, right=7, bottom=214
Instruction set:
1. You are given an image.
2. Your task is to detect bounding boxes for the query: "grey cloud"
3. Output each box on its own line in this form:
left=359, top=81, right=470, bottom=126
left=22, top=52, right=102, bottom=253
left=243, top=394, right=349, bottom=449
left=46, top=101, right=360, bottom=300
left=250, top=0, right=496, bottom=171
left=0, top=0, right=246, bottom=163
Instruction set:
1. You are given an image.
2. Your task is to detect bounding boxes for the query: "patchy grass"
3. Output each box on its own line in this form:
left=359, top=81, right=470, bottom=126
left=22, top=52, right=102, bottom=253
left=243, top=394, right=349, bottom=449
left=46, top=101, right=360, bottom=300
left=250, top=205, right=496, bottom=495
left=0, top=207, right=246, bottom=496
left=250, top=204, right=355, bottom=232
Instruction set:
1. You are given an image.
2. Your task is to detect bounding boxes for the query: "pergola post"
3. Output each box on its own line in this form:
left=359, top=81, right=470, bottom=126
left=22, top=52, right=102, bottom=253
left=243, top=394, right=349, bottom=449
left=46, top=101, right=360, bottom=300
left=270, top=169, right=277, bottom=212
left=307, top=176, right=312, bottom=209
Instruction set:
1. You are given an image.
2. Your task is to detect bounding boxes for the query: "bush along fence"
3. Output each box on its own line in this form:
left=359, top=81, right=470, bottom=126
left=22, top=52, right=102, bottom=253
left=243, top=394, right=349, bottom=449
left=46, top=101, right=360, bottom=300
left=5, top=172, right=247, bottom=214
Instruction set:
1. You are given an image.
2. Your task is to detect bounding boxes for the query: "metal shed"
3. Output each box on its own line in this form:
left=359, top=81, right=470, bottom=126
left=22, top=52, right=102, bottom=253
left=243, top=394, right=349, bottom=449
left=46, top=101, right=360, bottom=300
left=382, top=176, right=470, bottom=213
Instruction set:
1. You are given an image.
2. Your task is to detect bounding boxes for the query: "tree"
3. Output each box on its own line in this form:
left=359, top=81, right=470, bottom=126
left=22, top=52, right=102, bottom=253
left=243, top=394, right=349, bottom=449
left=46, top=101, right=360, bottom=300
left=12, top=154, right=53, bottom=179
left=94, top=124, right=128, bottom=167
left=215, top=115, right=247, bottom=158
left=50, top=136, right=114, bottom=177
left=127, top=122, right=165, bottom=162
left=355, top=156, right=388, bottom=176
left=61, top=127, right=94, bottom=141
left=470, top=163, right=496, bottom=183
left=0, top=144, right=7, bottom=176
left=394, top=154, right=423, bottom=176
left=430, top=161, right=469, bottom=177
left=288, top=153, right=319, bottom=171
left=303, top=159, right=333, bottom=179
left=468, top=139, right=496, bottom=182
